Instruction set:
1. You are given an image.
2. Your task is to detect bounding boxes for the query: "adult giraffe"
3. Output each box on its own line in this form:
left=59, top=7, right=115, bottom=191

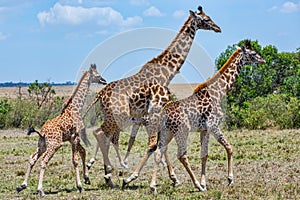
left=88, top=6, right=221, bottom=187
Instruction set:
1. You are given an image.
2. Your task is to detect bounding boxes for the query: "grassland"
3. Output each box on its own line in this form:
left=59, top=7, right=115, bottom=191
left=0, top=127, right=299, bottom=199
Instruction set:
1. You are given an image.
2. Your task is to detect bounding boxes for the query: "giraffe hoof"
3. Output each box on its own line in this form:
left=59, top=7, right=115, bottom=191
left=78, top=186, right=84, bottom=193
left=16, top=184, right=26, bottom=193
left=104, top=176, right=114, bottom=188
left=173, top=180, right=181, bottom=187
left=200, top=184, right=207, bottom=191
left=84, top=177, right=91, bottom=185
left=150, top=186, right=157, bottom=195
left=38, top=189, right=45, bottom=197
left=122, top=179, right=127, bottom=190
left=228, top=177, right=234, bottom=187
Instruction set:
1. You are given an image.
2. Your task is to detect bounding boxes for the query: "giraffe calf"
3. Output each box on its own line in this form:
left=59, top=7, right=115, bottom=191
left=16, top=64, right=107, bottom=197
left=149, top=40, right=266, bottom=193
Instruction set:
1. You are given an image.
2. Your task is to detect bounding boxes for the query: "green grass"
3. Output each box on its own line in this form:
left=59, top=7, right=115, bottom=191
left=0, top=128, right=299, bottom=199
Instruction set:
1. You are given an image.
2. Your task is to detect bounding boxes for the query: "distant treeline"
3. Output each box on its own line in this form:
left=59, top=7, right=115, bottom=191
left=0, top=81, right=76, bottom=87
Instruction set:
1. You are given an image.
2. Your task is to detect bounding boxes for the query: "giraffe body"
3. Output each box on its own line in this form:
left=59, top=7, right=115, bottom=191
left=16, top=64, right=107, bottom=197
left=149, top=40, right=266, bottom=193
left=87, top=6, right=221, bottom=187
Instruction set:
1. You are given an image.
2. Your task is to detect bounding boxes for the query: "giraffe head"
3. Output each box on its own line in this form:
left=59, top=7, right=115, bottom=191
left=89, top=64, right=107, bottom=85
left=189, top=6, right=221, bottom=33
left=239, top=40, right=266, bottom=64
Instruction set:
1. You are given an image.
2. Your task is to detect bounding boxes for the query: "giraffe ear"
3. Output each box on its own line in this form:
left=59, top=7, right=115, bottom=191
left=240, top=45, right=246, bottom=52
left=90, top=64, right=96, bottom=69
left=189, top=10, right=196, bottom=18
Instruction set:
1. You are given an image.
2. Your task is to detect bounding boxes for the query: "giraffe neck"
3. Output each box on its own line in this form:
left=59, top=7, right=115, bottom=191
left=137, top=17, right=196, bottom=85
left=62, top=71, right=91, bottom=115
left=194, top=49, right=244, bottom=99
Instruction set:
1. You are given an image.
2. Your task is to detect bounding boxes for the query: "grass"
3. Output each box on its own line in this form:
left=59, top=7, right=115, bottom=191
left=0, top=128, right=299, bottom=199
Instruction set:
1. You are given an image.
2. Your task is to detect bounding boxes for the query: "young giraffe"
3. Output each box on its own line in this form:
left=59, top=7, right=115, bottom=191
left=16, top=64, right=107, bottom=197
left=147, top=40, right=266, bottom=193
left=86, top=6, right=221, bottom=187
left=84, top=83, right=171, bottom=169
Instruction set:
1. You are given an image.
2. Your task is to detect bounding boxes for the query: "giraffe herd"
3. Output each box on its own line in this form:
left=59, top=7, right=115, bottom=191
left=16, top=6, right=266, bottom=197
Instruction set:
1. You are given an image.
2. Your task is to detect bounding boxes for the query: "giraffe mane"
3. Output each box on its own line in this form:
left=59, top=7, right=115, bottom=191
left=193, top=48, right=242, bottom=93
left=61, top=70, right=89, bottom=113
left=162, top=100, right=174, bottom=110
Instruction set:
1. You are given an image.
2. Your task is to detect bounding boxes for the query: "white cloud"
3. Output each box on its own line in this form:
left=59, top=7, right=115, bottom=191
left=143, top=6, right=164, bottom=17
left=268, top=1, right=300, bottom=13
left=172, top=10, right=186, bottom=19
left=37, top=3, right=142, bottom=27
left=267, top=6, right=277, bottom=12
left=280, top=1, right=300, bottom=13
left=0, top=32, right=8, bottom=40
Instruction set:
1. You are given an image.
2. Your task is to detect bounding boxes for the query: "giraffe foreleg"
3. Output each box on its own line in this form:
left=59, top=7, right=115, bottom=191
left=111, top=129, right=128, bottom=169
left=200, top=131, right=209, bottom=191
left=16, top=137, right=46, bottom=193
left=71, top=139, right=84, bottom=193
left=210, top=126, right=234, bottom=187
left=175, top=131, right=205, bottom=192
left=122, top=134, right=157, bottom=189
left=77, top=142, right=90, bottom=185
left=178, top=153, right=205, bottom=192
left=122, top=112, right=160, bottom=189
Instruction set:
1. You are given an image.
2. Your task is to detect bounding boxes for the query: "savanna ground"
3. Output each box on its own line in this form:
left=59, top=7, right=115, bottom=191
left=0, top=128, right=299, bottom=199
left=0, top=85, right=299, bottom=199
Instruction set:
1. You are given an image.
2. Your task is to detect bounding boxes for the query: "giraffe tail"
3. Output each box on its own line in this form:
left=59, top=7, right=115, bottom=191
left=83, top=90, right=102, bottom=119
left=27, top=127, right=43, bottom=138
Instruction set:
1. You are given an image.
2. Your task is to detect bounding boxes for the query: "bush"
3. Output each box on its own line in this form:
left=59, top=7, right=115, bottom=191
left=223, top=94, right=300, bottom=129
left=0, top=97, right=64, bottom=129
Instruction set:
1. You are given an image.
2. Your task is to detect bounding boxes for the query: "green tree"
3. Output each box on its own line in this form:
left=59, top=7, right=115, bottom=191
left=215, top=40, right=300, bottom=129
left=28, top=80, right=56, bottom=108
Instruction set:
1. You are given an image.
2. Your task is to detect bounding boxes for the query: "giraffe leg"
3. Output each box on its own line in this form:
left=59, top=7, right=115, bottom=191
left=200, top=131, right=209, bottom=191
left=16, top=137, right=46, bottom=193
left=94, top=127, right=114, bottom=188
left=77, top=142, right=90, bottom=185
left=175, top=131, right=205, bottom=192
left=210, top=126, right=234, bottom=186
left=111, top=129, right=128, bottom=169
left=178, top=153, right=205, bottom=192
left=123, top=122, right=140, bottom=167
left=71, top=138, right=85, bottom=193
left=122, top=135, right=157, bottom=189
left=122, top=111, right=160, bottom=189
left=87, top=138, right=99, bottom=170
left=164, top=150, right=180, bottom=186
left=37, top=142, right=62, bottom=197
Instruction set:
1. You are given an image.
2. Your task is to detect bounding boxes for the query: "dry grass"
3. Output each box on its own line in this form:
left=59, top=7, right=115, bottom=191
left=0, top=128, right=299, bottom=199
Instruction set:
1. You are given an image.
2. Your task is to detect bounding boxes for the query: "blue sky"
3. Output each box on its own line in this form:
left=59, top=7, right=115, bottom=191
left=0, top=0, right=299, bottom=84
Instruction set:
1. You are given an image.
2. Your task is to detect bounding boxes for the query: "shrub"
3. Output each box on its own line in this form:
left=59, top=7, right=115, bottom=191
left=0, top=97, right=64, bottom=129
left=223, top=94, right=300, bottom=129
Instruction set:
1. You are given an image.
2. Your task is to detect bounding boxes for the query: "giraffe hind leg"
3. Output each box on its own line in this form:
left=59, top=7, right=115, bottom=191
left=37, top=142, right=62, bottom=197
left=200, top=131, right=209, bottom=191
left=16, top=137, right=46, bottom=193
